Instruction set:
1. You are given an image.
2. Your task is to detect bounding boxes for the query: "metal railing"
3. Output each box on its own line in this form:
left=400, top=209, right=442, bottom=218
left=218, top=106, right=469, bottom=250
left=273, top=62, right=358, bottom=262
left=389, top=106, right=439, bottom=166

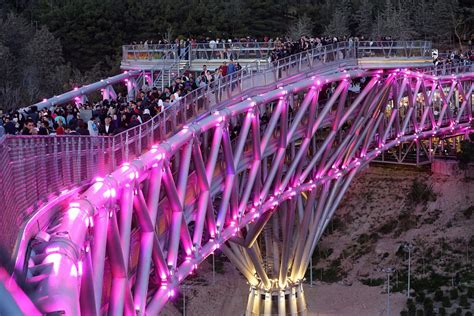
left=122, top=42, right=277, bottom=62
left=421, top=63, right=474, bottom=76
left=355, top=40, right=432, bottom=58
left=0, top=40, right=447, bottom=259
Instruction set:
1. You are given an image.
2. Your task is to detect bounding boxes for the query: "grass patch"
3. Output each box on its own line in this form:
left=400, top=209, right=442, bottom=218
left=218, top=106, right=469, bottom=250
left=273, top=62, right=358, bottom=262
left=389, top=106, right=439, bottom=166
left=407, top=179, right=436, bottom=205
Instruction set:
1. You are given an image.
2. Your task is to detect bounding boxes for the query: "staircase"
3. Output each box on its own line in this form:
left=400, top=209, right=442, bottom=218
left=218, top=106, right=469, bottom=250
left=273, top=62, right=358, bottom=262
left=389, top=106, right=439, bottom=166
left=153, top=46, right=190, bottom=90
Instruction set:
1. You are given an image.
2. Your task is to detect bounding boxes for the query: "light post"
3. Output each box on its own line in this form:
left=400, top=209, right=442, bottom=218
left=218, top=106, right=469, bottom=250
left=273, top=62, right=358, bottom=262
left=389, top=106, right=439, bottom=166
left=382, top=267, right=396, bottom=316
left=404, top=243, right=415, bottom=298
left=182, top=284, right=190, bottom=316
left=310, top=257, right=313, bottom=287
left=212, top=252, right=216, bottom=284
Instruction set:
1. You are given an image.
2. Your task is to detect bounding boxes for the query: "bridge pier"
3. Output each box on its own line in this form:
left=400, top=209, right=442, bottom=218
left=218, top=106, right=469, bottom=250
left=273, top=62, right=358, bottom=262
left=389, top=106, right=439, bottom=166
left=246, top=282, right=307, bottom=316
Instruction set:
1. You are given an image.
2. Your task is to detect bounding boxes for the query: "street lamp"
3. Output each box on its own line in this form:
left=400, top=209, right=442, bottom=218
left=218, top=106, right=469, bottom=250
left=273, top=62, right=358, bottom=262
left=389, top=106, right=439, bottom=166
left=404, top=243, right=415, bottom=298
left=382, top=267, right=396, bottom=316
left=182, top=284, right=191, bottom=316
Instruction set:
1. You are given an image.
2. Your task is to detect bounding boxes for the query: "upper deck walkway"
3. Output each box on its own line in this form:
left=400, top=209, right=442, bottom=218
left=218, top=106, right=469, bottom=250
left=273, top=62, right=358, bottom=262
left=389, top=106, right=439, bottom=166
left=121, top=40, right=434, bottom=72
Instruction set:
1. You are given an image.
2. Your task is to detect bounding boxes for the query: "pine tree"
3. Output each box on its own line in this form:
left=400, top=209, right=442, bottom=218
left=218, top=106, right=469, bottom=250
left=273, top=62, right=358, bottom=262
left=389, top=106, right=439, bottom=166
left=355, top=0, right=374, bottom=38
left=287, top=14, right=313, bottom=41
left=324, top=1, right=350, bottom=38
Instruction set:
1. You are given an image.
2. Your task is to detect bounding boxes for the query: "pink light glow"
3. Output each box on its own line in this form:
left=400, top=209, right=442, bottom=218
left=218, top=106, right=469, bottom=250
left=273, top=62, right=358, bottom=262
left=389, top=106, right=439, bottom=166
left=85, top=216, right=94, bottom=228
left=44, top=253, right=61, bottom=275
left=70, top=264, right=78, bottom=277
left=78, top=261, right=83, bottom=276
left=68, top=207, right=81, bottom=221
left=121, top=163, right=130, bottom=172
left=42, top=99, right=47, bottom=102
left=95, top=177, right=104, bottom=182
left=45, top=246, right=60, bottom=254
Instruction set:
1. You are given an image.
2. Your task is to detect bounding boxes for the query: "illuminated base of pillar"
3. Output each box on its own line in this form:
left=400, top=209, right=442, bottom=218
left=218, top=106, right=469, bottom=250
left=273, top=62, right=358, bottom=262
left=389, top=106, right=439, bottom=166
left=245, top=282, right=307, bottom=316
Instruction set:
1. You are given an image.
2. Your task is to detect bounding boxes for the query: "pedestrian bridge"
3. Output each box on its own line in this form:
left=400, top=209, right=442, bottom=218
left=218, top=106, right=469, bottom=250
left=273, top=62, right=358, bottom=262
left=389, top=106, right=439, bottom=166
left=0, top=41, right=473, bottom=315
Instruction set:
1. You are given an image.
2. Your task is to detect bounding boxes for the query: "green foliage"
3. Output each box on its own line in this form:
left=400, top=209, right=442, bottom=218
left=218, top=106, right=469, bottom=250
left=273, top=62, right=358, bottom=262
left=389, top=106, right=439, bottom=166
left=360, top=277, right=384, bottom=286
left=416, top=291, right=425, bottom=303
left=463, top=206, right=474, bottom=219
left=412, top=273, right=449, bottom=292
left=0, top=13, right=71, bottom=110
left=407, top=179, right=436, bottom=206
left=458, top=140, right=474, bottom=169
left=450, top=288, right=458, bottom=300
left=442, top=296, right=451, bottom=308
left=438, top=307, right=446, bottom=316
left=468, top=287, right=474, bottom=298
left=434, top=289, right=444, bottom=301
left=459, top=295, right=469, bottom=308
left=378, top=219, right=398, bottom=234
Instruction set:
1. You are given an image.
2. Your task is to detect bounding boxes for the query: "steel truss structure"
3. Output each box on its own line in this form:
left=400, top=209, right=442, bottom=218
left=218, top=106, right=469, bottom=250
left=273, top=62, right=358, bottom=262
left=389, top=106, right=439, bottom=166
left=13, top=68, right=473, bottom=315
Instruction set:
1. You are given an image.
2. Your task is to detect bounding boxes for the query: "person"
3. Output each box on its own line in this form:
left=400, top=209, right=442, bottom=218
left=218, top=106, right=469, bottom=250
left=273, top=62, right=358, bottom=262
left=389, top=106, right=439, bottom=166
left=77, top=121, right=90, bottom=135
left=3, top=116, right=17, bottom=135
left=38, top=121, right=50, bottom=135
left=56, top=119, right=65, bottom=135
left=100, top=116, right=115, bottom=135
left=87, top=116, right=99, bottom=136
left=21, top=119, right=37, bottom=135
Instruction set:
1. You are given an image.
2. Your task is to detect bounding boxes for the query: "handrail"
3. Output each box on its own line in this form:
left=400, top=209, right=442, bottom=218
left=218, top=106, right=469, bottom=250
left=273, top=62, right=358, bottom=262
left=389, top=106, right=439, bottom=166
left=152, top=46, right=190, bottom=89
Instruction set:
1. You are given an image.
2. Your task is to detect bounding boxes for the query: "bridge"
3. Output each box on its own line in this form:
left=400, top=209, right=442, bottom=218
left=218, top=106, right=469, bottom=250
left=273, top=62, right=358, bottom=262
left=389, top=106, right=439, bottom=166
left=0, top=41, right=473, bottom=315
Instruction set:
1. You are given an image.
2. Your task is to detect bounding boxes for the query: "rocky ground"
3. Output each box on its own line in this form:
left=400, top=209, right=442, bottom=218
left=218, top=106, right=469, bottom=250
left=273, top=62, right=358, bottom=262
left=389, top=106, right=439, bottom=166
left=161, top=163, right=474, bottom=315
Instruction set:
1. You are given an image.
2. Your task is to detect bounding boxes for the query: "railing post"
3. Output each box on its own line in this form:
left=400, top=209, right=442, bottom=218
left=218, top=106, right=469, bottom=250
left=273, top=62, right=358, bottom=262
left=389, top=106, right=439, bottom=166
left=125, top=132, right=129, bottom=162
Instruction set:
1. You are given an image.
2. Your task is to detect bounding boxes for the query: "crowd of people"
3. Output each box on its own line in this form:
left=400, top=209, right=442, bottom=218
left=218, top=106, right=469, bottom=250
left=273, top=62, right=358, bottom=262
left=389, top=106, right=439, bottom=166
left=1, top=35, right=471, bottom=138
left=434, top=49, right=474, bottom=67
left=0, top=63, right=246, bottom=137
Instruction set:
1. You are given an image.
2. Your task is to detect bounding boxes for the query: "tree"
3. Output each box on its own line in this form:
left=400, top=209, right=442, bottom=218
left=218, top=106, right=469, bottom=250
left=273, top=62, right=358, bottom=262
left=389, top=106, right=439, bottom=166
left=0, top=13, right=70, bottom=110
left=373, top=0, right=416, bottom=40
left=324, top=1, right=350, bottom=38
left=355, top=0, right=374, bottom=38
left=287, top=14, right=313, bottom=41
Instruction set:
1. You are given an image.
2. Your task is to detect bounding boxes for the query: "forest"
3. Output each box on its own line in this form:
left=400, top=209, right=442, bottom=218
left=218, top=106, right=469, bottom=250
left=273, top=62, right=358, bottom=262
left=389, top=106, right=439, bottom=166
left=0, top=0, right=472, bottom=110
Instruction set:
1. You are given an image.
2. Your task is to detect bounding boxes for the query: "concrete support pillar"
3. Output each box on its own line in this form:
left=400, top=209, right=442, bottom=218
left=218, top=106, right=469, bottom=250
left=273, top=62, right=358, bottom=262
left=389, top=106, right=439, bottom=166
left=245, top=283, right=307, bottom=316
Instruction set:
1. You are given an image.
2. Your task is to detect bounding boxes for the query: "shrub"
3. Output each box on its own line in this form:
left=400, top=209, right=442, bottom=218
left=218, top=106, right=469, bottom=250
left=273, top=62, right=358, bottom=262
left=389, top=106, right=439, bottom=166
left=468, top=287, right=474, bottom=298
left=465, top=312, right=473, bottom=316
left=457, top=140, right=474, bottom=169
left=438, top=307, right=446, bottom=316
left=360, top=278, right=384, bottom=287
left=463, top=206, right=474, bottom=219
left=416, top=309, right=423, bottom=316
left=450, top=288, right=458, bottom=300
left=407, top=179, right=436, bottom=205
left=357, top=233, right=370, bottom=244
left=400, top=311, right=408, bottom=316
left=423, top=297, right=433, bottom=310
left=442, top=296, right=451, bottom=308
left=434, top=290, right=445, bottom=302
left=378, top=219, right=398, bottom=234
left=459, top=295, right=469, bottom=308
left=408, top=299, right=416, bottom=314
left=416, top=291, right=425, bottom=303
